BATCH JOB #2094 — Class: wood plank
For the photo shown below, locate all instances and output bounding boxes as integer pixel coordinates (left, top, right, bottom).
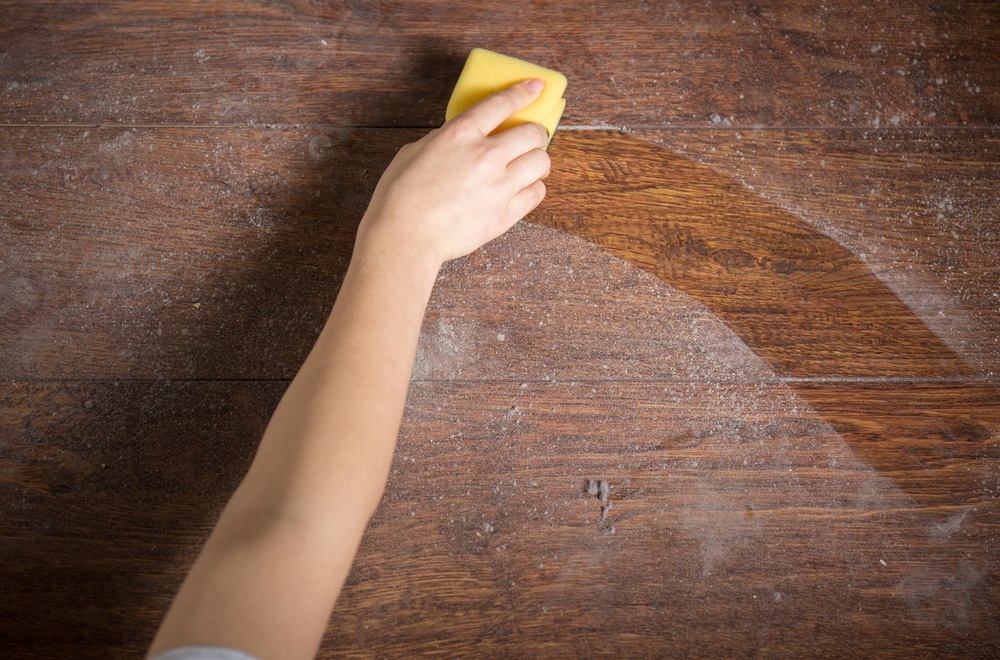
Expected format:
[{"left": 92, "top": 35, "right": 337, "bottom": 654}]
[
  {"left": 3, "top": 2, "right": 999, "bottom": 658},
  {"left": 3, "top": 128, "right": 998, "bottom": 380},
  {"left": 341, "top": 381, "right": 1000, "bottom": 657},
  {"left": 2, "top": 380, "right": 998, "bottom": 657},
  {"left": 1, "top": 1, "right": 997, "bottom": 128}
]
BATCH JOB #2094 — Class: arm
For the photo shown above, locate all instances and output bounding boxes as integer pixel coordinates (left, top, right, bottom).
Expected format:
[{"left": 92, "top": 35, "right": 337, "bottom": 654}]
[{"left": 147, "top": 78, "right": 551, "bottom": 660}]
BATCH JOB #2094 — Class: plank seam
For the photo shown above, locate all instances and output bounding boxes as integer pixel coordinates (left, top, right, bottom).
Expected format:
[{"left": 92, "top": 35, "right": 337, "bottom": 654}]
[
  {"left": 1, "top": 123, "right": 999, "bottom": 132},
  {"left": 4, "top": 377, "right": 998, "bottom": 385}
]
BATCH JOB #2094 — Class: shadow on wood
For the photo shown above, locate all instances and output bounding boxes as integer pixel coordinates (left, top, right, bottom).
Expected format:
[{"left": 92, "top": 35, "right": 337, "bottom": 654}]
[{"left": 0, "top": 34, "right": 482, "bottom": 655}]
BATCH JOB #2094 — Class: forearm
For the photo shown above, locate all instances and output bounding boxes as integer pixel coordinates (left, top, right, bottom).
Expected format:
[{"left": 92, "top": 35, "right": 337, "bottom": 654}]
[
  {"left": 149, "top": 220, "right": 442, "bottom": 660},
  {"left": 248, "top": 220, "right": 441, "bottom": 520}
]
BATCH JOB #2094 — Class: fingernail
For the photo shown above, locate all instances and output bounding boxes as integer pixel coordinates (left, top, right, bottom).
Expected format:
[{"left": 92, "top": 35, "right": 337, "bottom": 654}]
[{"left": 526, "top": 79, "right": 545, "bottom": 94}]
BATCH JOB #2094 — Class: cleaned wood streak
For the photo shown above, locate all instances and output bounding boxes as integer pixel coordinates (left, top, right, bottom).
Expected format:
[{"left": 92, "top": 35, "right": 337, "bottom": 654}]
[
  {"left": 1, "top": 0, "right": 998, "bottom": 658},
  {"left": 536, "top": 131, "right": 977, "bottom": 379}
]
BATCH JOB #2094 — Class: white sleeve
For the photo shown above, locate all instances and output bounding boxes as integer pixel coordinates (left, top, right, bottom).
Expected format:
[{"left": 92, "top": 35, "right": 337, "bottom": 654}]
[{"left": 150, "top": 647, "right": 260, "bottom": 660}]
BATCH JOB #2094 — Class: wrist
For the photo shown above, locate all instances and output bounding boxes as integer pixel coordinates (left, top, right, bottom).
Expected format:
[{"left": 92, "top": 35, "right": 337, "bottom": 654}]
[{"left": 354, "top": 211, "right": 444, "bottom": 283}]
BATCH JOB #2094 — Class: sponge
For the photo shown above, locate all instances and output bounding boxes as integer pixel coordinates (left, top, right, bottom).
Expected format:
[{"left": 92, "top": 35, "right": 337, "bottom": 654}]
[{"left": 445, "top": 48, "right": 567, "bottom": 148}]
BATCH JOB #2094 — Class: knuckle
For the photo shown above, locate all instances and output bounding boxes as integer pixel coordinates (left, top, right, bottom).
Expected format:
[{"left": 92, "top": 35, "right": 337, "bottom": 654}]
[
  {"left": 479, "top": 143, "right": 505, "bottom": 169},
  {"left": 447, "top": 115, "right": 480, "bottom": 141},
  {"left": 498, "top": 87, "right": 526, "bottom": 113},
  {"left": 528, "top": 179, "right": 546, "bottom": 203}
]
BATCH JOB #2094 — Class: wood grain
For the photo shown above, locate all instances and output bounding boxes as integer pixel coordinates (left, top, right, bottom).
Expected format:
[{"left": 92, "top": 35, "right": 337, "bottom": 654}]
[
  {"left": 3, "top": 380, "right": 998, "bottom": 657},
  {"left": 1, "top": 1, "right": 997, "bottom": 128},
  {"left": 791, "top": 382, "right": 1000, "bottom": 506},
  {"left": 341, "top": 381, "right": 1000, "bottom": 657}
]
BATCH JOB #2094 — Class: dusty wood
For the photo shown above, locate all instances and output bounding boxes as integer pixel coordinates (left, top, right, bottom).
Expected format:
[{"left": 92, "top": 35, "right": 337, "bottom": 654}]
[
  {"left": 0, "top": 126, "right": 408, "bottom": 379},
  {"left": 0, "top": 124, "right": 769, "bottom": 381},
  {"left": 338, "top": 381, "right": 1000, "bottom": 657},
  {"left": 2, "top": 380, "right": 997, "bottom": 657},
  {"left": 1, "top": 1, "right": 997, "bottom": 128}
]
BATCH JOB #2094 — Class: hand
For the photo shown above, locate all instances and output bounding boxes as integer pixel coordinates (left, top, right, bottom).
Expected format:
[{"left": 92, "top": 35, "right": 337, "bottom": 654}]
[{"left": 358, "top": 79, "right": 552, "bottom": 265}]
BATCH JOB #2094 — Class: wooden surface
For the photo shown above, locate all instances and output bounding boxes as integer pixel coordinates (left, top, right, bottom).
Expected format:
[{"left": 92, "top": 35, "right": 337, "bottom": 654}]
[
  {"left": 1, "top": 1, "right": 999, "bottom": 657},
  {"left": 2, "top": 1, "right": 998, "bottom": 128}
]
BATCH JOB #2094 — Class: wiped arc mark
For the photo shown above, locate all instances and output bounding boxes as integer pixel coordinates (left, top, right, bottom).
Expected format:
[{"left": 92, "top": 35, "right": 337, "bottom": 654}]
[
  {"left": 534, "top": 132, "right": 972, "bottom": 380},
  {"left": 534, "top": 132, "right": 993, "bottom": 507}
]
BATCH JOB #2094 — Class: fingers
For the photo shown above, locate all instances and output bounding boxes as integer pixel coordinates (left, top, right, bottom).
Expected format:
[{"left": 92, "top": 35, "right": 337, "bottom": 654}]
[
  {"left": 492, "top": 120, "right": 549, "bottom": 160},
  {"left": 505, "top": 146, "right": 551, "bottom": 193},
  {"left": 461, "top": 79, "right": 545, "bottom": 136},
  {"left": 502, "top": 127, "right": 550, "bottom": 223},
  {"left": 507, "top": 179, "right": 547, "bottom": 222}
]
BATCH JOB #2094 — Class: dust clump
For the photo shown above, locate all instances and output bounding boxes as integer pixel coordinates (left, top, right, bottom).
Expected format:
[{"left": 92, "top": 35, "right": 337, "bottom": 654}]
[{"left": 584, "top": 478, "right": 615, "bottom": 534}]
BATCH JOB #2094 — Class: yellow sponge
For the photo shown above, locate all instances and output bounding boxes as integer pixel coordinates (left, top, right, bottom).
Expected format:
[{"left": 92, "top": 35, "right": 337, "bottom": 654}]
[{"left": 445, "top": 48, "right": 567, "bottom": 147}]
